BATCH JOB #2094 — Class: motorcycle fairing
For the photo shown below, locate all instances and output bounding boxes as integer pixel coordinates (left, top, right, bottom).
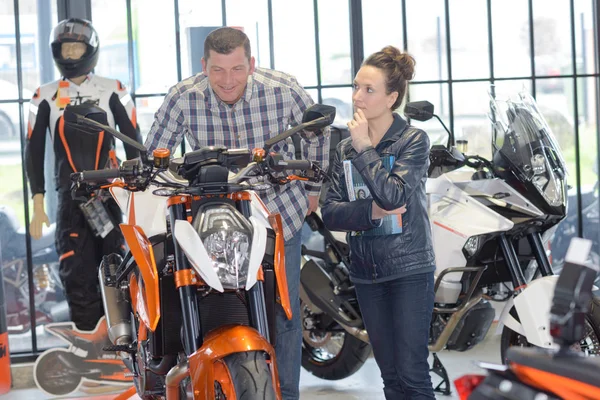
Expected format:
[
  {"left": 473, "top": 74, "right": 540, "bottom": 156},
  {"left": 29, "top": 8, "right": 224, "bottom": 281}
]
[
  {"left": 453, "top": 178, "right": 545, "bottom": 218},
  {"left": 246, "top": 215, "right": 268, "bottom": 290},
  {"left": 427, "top": 175, "right": 514, "bottom": 301},
  {"left": 173, "top": 219, "right": 225, "bottom": 292},
  {"left": 187, "top": 325, "right": 281, "bottom": 400},
  {"left": 250, "top": 191, "right": 292, "bottom": 320},
  {"left": 110, "top": 185, "right": 168, "bottom": 238},
  {"left": 509, "top": 353, "right": 600, "bottom": 399},
  {"left": 500, "top": 275, "right": 560, "bottom": 349},
  {"left": 120, "top": 224, "right": 160, "bottom": 331},
  {"left": 267, "top": 213, "right": 292, "bottom": 320}
]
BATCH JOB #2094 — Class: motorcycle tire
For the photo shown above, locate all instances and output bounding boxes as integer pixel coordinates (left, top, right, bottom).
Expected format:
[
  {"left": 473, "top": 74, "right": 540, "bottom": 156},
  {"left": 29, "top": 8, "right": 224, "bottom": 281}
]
[
  {"left": 33, "top": 350, "right": 82, "bottom": 396},
  {"left": 500, "top": 296, "right": 600, "bottom": 362},
  {"left": 222, "top": 351, "right": 276, "bottom": 400},
  {"left": 301, "top": 331, "right": 371, "bottom": 380}
]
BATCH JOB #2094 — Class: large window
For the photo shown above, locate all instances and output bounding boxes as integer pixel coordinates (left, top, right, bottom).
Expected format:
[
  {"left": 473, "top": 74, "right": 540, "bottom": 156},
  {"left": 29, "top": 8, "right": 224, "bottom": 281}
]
[
  {"left": 1, "top": 0, "right": 61, "bottom": 358},
  {"left": 2, "top": 0, "right": 599, "bottom": 360}
]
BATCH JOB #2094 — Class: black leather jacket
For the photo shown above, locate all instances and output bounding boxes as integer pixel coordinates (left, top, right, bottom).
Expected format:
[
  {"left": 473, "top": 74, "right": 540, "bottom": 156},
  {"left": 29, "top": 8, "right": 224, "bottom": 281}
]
[{"left": 322, "top": 114, "right": 436, "bottom": 283}]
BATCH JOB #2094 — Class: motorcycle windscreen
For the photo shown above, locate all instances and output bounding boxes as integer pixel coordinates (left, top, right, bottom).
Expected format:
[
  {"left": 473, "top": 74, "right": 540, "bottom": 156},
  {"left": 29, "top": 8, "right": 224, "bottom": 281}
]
[
  {"left": 120, "top": 224, "right": 160, "bottom": 331},
  {"left": 491, "top": 91, "right": 567, "bottom": 208}
]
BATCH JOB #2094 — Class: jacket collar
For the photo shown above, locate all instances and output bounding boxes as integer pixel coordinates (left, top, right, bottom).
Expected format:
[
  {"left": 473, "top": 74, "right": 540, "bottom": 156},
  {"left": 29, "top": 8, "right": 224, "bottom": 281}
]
[{"left": 377, "top": 113, "right": 408, "bottom": 147}]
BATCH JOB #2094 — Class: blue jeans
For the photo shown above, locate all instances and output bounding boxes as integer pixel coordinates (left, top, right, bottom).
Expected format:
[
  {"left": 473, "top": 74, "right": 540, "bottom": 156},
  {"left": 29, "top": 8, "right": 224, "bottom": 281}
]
[
  {"left": 275, "top": 231, "right": 302, "bottom": 400},
  {"left": 354, "top": 272, "right": 436, "bottom": 400}
]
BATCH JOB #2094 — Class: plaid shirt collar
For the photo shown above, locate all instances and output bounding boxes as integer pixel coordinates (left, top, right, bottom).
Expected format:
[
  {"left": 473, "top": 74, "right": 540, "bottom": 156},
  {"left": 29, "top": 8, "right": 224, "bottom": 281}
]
[{"left": 205, "top": 74, "right": 255, "bottom": 112}]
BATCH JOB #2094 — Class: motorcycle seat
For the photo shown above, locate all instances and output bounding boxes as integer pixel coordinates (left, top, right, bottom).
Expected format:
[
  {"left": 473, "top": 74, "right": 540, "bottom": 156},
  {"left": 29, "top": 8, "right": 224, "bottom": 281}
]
[{"left": 507, "top": 346, "right": 600, "bottom": 389}]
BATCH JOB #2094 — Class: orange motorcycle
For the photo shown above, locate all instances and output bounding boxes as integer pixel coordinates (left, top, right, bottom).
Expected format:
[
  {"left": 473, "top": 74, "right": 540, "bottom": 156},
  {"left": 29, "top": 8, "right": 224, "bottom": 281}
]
[{"left": 64, "top": 103, "right": 334, "bottom": 399}]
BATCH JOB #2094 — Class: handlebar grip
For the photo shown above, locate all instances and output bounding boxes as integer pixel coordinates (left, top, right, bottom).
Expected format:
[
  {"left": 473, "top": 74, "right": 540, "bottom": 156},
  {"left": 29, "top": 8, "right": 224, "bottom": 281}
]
[
  {"left": 275, "top": 159, "right": 312, "bottom": 170},
  {"left": 78, "top": 168, "right": 122, "bottom": 182}
]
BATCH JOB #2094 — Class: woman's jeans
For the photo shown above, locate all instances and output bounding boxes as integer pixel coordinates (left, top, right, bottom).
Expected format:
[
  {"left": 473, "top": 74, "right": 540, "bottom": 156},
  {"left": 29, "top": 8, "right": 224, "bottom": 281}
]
[{"left": 354, "top": 271, "right": 436, "bottom": 400}]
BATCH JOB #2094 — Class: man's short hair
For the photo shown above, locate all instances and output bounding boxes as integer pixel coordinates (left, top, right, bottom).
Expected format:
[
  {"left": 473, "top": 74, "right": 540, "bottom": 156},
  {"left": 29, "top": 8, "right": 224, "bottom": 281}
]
[{"left": 204, "top": 27, "right": 251, "bottom": 61}]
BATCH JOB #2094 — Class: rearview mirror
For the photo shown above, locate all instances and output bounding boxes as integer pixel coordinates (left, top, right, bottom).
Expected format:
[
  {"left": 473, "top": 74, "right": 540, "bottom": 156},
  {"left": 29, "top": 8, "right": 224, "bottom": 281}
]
[
  {"left": 63, "top": 104, "right": 109, "bottom": 135},
  {"left": 63, "top": 104, "right": 147, "bottom": 156},
  {"left": 405, "top": 101, "right": 434, "bottom": 122},
  {"left": 264, "top": 103, "right": 336, "bottom": 150},
  {"left": 302, "top": 104, "right": 336, "bottom": 131}
]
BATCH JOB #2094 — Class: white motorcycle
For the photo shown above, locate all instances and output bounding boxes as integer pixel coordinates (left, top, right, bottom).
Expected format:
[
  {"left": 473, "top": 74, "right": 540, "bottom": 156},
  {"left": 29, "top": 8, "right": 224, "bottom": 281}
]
[{"left": 299, "top": 91, "right": 600, "bottom": 394}]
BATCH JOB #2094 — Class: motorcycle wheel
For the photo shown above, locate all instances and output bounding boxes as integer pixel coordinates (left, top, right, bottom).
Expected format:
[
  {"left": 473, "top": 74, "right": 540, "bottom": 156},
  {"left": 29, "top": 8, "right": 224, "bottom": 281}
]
[
  {"left": 500, "top": 296, "right": 600, "bottom": 362},
  {"left": 301, "top": 298, "right": 372, "bottom": 380},
  {"left": 34, "top": 350, "right": 82, "bottom": 396},
  {"left": 222, "top": 351, "right": 276, "bottom": 400},
  {"left": 302, "top": 330, "right": 371, "bottom": 380}
]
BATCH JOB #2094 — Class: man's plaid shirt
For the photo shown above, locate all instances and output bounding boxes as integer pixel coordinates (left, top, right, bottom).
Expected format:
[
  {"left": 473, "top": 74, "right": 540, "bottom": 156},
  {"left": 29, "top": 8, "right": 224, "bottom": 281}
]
[{"left": 145, "top": 67, "right": 330, "bottom": 241}]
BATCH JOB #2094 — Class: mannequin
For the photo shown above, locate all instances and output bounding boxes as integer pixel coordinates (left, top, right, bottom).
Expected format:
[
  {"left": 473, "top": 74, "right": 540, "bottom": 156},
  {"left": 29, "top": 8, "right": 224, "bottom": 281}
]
[
  {"left": 25, "top": 18, "right": 142, "bottom": 330},
  {"left": 30, "top": 42, "right": 88, "bottom": 239}
]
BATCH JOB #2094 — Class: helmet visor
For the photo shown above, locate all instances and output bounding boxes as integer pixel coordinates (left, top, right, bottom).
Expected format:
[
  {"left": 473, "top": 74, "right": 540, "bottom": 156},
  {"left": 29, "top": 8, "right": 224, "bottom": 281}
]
[{"left": 51, "top": 19, "right": 99, "bottom": 48}]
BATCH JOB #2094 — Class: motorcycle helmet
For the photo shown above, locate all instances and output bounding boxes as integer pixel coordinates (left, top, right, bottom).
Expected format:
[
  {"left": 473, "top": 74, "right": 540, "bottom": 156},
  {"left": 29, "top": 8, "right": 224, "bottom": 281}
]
[{"left": 50, "top": 18, "right": 99, "bottom": 79}]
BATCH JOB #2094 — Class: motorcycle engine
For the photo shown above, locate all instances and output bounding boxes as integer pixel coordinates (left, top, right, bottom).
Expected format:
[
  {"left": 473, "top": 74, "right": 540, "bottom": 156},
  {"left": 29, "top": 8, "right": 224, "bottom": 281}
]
[{"left": 429, "top": 314, "right": 449, "bottom": 345}]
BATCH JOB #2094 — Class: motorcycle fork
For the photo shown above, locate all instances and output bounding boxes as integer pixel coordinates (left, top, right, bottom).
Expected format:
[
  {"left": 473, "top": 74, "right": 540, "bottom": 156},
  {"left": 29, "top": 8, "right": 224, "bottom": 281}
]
[
  {"left": 237, "top": 200, "right": 271, "bottom": 342},
  {"left": 526, "top": 232, "right": 555, "bottom": 277},
  {"left": 498, "top": 232, "right": 555, "bottom": 292},
  {"left": 498, "top": 234, "right": 528, "bottom": 291},
  {"left": 168, "top": 199, "right": 203, "bottom": 356}
]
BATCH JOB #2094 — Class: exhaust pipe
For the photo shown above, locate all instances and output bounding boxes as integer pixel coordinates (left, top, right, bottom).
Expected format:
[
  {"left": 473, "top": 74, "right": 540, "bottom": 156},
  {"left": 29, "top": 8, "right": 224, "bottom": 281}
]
[
  {"left": 299, "top": 282, "right": 370, "bottom": 343},
  {"left": 166, "top": 360, "right": 189, "bottom": 400},
  {"left": 99, "top": 254, "right": 132, "bottom": 346},
  {"left": 300, "top": 257, "right": 369, "bottom": 343}
]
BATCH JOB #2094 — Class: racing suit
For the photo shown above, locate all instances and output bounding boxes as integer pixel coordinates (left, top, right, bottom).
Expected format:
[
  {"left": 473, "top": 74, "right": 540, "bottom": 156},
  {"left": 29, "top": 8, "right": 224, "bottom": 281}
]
[{"left": 25, "top": 74, "right": 141, "bottom": 330}]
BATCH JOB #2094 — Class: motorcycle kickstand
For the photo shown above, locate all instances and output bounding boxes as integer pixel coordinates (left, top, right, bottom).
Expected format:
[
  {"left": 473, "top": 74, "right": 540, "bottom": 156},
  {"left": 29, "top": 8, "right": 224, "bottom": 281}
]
[{"left": 430, "top": 352, "right": 451, "bottom": 395}]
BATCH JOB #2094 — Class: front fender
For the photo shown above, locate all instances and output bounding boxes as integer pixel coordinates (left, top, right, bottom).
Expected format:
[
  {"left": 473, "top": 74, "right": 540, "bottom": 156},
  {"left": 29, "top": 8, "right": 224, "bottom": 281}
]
[
  {"left": 187, "top": 325, "right": 281, "bottom": 400},
  {"left": 499, "top": 276, "right": 559, "bottom": 349}
]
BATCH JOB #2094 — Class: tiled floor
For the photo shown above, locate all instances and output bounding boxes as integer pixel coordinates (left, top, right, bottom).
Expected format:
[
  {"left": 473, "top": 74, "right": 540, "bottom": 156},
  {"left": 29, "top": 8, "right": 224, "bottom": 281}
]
[{"left": 0, "top": 325, "right": 502, "bottom": 399}]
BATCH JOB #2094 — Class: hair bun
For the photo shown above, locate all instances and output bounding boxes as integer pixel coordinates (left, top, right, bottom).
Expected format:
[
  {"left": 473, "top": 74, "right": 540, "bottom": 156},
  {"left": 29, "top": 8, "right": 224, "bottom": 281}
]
[{"left": 380, "top": 46, "right": 415, "bottom": 81}]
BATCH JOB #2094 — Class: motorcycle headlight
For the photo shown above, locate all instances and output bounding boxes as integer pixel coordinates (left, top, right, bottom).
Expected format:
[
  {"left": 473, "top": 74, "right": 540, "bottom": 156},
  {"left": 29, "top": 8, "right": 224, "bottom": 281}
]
[
  {"left": 195, "top": 205, "right": 252, "bottom": 289},
  {"left": 530, "top": 153, "right": 565, "bottom": 207},
  {"left": 463, "top": 236, "right": 481, "bottom": 257}
]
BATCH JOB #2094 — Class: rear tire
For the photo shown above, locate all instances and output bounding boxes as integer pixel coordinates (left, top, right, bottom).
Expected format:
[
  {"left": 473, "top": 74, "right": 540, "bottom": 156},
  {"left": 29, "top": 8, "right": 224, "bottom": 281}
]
[
  {"left": 302, "top": 330, "right": 371, "bottom": 380},
  {"left": 223, "top": 351, "right": 276, "bottom": 400}
]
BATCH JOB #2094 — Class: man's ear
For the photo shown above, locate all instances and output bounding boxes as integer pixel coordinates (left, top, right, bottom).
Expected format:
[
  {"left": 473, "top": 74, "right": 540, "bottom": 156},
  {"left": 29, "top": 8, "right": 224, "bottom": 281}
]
[
  {"left": 201, "top": 57, "right": 207, "bottom": 74},
  {"left": 249, "top": 56, "right": 256, "bottom": 75}
]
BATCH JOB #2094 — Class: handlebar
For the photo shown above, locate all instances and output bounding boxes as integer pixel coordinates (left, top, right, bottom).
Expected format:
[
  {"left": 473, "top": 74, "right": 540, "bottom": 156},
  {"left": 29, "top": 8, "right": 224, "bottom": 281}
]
[
  {"left": 269, "top": 158, "right": 313, "bottom": 171},
  {"left": 74, "top": 168, "right": 122, "bottom": 182},
  {"left": 71, "top": 149, "right": 325, "bottom": 196}
]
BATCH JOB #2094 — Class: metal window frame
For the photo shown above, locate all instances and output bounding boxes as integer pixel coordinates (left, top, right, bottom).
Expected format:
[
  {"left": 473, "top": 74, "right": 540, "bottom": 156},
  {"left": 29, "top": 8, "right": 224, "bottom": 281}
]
[{"left": 7, "top": 0, "right": 600, "bottom": 362}]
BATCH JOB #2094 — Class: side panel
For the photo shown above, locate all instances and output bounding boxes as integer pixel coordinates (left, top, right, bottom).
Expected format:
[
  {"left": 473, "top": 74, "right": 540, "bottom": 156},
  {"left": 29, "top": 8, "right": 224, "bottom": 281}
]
[
  {"left": 427, "top": 176, "right": 514, "bottom": 278},
  {"left": 120, "top": 224, "right": 161, "bottom": 331},
  {"left": 246, "top": 216, "right": 268, "bottom": 289},
  {"left": 110, "top": 185, "right": 168, "bottom": 238}
]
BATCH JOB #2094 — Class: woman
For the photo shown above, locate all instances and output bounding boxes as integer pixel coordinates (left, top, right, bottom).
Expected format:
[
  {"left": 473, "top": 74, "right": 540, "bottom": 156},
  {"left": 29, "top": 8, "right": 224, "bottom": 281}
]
[{"left": 322, "top": 46, "right": 436, "bottom": 399}]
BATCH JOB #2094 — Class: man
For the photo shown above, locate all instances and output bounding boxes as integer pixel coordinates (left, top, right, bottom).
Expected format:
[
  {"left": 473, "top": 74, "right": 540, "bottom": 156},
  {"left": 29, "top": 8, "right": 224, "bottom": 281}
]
[
  {"left": 26, "top": 18, "right": 141, "bottom": 331},
  {"left": 145, "top": 27, "right": 330, "bottom": 399}
]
